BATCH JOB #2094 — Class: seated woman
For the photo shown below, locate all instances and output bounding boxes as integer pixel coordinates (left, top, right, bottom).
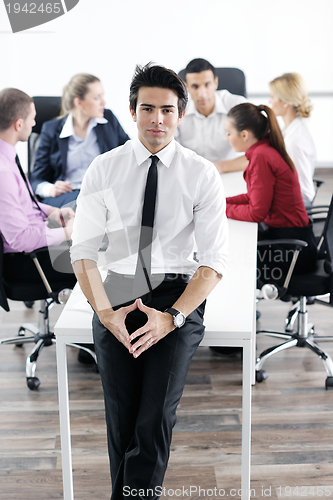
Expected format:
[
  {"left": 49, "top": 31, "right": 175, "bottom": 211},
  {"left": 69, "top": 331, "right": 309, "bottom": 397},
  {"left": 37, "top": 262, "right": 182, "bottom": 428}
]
[
  {"left": 225, "top": 103, "right": 317, "bottom": 288},
  {"left": 269, "top": 73, "right": 316, "bottom": 206},
  {"left": 30, "top": 73, "right": 130, "bottom": 207}
]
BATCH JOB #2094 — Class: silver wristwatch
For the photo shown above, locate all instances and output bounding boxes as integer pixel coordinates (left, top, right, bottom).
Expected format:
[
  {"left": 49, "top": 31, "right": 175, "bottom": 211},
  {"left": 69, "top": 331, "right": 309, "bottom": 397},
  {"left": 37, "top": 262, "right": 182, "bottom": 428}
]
[{"left": 164, "top": 307, "right": 186, "bottom": 328}]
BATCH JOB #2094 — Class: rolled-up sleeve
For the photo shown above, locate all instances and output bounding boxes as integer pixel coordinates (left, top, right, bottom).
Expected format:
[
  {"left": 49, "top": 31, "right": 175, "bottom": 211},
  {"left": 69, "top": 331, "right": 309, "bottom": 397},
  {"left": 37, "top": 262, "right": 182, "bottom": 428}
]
[
  {"left": 70, "top": 158, "right": 107, "bottom": 264},
  {"left": 193, "top": 164, "right": 228, "bottom": 276}
]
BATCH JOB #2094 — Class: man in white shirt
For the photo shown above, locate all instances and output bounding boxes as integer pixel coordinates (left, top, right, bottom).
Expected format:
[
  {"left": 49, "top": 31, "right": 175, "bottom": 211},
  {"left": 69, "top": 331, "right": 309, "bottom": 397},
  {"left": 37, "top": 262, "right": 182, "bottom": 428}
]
[
  {"left": 175, "top": 58, "right": 248, "bottom": 173},
  {"left": 71, "top": 63, "right": 228, "bottom": 499}
]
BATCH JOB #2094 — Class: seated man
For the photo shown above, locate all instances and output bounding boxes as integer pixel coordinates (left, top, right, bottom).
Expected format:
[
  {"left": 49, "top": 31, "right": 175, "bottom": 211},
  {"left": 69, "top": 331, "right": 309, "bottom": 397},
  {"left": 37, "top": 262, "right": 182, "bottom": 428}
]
[
  {"left": 175, "top": 58, "right": 248, "bottom": 173},
  {"left": 0, "top": 88, "right": 76, "bottom": 290}
]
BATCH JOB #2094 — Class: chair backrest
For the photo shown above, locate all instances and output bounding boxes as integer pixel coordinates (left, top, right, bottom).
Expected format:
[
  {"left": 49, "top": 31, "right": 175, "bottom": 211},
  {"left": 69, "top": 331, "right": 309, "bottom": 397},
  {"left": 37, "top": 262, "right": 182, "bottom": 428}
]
[
  {"left": 178, "top": 67, "right": 247, "bottom": 98},
  {"left": 0, "top": 236, "right": 10, "bottom": 312},
  {"left": 319, "top": 195, "right": 333, "bottom": 263},
  {"left": 27, "top": 96, "right": 62, "bottom": 178}
]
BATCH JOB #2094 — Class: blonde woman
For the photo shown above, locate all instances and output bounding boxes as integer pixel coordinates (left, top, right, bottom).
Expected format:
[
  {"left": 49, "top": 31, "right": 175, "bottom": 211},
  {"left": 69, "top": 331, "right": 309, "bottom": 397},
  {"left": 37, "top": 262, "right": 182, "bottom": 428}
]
[
  {"left": 31, "top": 73, "right": 129, "bottom": 207},
  {"left": 269, "top": 73, "right": 316, "bottom": 205}
]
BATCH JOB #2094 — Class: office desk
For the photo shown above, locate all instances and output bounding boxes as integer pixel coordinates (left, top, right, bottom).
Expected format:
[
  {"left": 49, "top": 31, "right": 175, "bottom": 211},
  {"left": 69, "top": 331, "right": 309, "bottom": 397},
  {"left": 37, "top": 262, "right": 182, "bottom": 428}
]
[{"left": 55, "top": 171, "right": 257, "bottom": 500}]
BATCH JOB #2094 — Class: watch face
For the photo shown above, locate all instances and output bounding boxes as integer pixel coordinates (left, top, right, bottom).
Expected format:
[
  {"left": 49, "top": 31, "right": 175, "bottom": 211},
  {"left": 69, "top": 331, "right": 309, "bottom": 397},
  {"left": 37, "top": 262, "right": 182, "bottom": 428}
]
[{"left": 174, "top": 313, "right": 185, "bottom": 328}]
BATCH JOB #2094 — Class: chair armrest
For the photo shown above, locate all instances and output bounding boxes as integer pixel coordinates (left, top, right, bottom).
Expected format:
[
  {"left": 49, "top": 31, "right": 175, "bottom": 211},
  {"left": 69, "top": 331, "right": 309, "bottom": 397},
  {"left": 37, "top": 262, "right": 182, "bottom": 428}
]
[
  {"left": 23, "top": 247, "right": 49, "bottom": 257},
  {"left": 24, "top": 248, "right": 57, "bottom": 300},
  {"left": 258, "top": 238, "right": 308, "bottom": 249},
  {"left": 307, "top": 206, "right": 329, "bottom": 216},
  {"left": 258, "top": 238, "right": 308, "bottom": 299},
  {"left": 313, "top": 178, "right": 325, "bottom": 188}
]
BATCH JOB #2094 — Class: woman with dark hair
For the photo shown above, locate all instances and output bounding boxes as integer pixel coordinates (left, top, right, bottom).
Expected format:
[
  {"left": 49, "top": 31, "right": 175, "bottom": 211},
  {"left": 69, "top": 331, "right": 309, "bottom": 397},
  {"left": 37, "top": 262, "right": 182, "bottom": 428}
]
[
  {"left": 225, "top": 102, "right": 317, "bottom": 285},
  {"left": 30, "top": 73, "right": 129, "bottom": 207}
]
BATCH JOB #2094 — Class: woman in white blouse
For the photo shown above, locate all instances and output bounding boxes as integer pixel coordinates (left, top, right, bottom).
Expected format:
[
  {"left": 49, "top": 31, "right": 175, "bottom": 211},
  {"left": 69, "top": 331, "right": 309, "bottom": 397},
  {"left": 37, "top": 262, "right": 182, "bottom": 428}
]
[{"left": 269, "top": 73, "right": 316, "bottom": 206}]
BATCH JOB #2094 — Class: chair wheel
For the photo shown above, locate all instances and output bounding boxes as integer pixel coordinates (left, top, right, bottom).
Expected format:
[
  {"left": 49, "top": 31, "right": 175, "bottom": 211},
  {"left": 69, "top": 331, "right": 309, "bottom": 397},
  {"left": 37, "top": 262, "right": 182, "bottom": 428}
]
[
  {"left": 16, "top": 329, "right": 26, "bottom": 348},
  {"left": 256, "top": 370, "right": 268, "bottom": 383},
  {"left": 27, "top": 377, "right": 40, "bottom": 390},
  {"left": 325, "top": 377, "right": 333, "bottom": 390}
]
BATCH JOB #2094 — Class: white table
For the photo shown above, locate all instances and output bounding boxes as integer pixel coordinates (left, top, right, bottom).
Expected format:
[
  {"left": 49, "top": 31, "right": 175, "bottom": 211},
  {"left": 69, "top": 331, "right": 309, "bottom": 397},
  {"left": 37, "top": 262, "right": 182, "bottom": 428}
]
[{"left": 55, "top": 172, "right": 257, "bottom": 500}]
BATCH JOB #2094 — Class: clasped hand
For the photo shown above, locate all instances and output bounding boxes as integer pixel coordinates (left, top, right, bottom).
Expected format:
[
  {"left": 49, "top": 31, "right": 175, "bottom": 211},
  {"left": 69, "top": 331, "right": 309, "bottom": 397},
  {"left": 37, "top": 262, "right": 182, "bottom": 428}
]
[{"left": 98, "top": 298, "right": 175, "bottom": 358}]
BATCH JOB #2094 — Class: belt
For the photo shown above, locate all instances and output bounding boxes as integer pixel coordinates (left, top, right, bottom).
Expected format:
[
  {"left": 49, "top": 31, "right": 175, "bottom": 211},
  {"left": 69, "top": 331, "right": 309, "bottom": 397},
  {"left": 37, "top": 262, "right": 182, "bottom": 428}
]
[{"left": 107, "top": 271, "right": 191, "bottom": 283}]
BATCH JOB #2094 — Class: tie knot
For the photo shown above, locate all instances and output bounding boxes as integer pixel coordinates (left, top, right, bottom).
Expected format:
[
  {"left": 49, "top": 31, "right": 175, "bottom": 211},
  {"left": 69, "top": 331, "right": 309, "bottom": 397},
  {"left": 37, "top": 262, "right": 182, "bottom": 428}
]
[{"left": 150, "top": 155, "right": 159, "bottom": 167}]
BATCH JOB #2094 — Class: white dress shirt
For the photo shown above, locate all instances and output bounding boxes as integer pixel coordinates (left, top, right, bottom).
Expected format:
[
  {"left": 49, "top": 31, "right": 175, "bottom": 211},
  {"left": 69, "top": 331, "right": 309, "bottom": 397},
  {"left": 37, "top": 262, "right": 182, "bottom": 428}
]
[
  {"left": 71, "top": 138, "right": 228, "bottom": 278},
  {"left": 175, "top": 89, "right": 246, "bottom": 162},
  {"left": 36, "top": 114, "right": 108, "bottom": 198},
  {"left": 283, "top": 117, "right": 316, "bottom": 204}
]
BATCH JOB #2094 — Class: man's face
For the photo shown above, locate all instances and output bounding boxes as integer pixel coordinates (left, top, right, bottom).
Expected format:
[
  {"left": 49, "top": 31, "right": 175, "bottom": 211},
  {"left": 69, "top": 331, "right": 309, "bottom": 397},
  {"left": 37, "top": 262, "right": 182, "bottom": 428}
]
[
  {"left": 130, "top": 86, "right": 183, "bottom": 154},
  {"left": 18, "top": 102, "right": 36, "bottom": 142},
  {"left": 185, "top": 70, "right": 218, "bottom": 117}
]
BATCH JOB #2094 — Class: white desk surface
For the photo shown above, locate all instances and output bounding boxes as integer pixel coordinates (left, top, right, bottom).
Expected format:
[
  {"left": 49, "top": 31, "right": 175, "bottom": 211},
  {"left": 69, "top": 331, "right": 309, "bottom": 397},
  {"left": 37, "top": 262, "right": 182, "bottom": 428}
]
[
  {"left": 55, "top": 170, "right": 253, "bottom": 341},
  {"left": 55, "top": 170, "right": 257, "bottom": 500},
  {"left": 55, "top": 217, "right": 256, "bottom": 342}
]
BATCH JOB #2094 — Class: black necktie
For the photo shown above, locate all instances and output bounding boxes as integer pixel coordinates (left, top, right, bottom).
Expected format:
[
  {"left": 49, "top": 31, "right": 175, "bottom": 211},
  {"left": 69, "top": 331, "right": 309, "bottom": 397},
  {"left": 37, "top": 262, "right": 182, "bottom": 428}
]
[
  {"left": 133, "top": 155, "right": 159, "bottom": 298},
  {"left": 15, "top": 155, "right": 46, "bottom": 216}
]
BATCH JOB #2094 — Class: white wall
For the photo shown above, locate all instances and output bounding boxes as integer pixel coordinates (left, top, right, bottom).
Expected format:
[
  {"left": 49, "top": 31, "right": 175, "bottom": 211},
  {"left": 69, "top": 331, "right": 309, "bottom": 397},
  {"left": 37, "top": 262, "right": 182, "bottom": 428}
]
[{"left": 1, "top": 0, "right": 333, "bottom": 165}]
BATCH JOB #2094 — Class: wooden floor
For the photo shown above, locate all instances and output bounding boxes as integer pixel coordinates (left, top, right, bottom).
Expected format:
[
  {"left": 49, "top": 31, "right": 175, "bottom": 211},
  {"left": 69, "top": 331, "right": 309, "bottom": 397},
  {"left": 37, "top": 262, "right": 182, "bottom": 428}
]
[{"left": 1, "top": 169, "right": 333, "bottom": 500}]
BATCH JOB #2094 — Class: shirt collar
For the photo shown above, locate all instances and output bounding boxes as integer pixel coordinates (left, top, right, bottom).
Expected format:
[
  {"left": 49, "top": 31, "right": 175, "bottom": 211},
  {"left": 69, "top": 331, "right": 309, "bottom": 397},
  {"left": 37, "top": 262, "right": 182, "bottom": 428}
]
[
  {"left": 185, "top": 90, "right": 229, "bottom": 118},
  {"left": 282, "top": 116, "right": 301, "bottom": 136},
  {"left": 245, "top": 138, "right": 270, "bottom": 160},
  {"left": 0, "top": 138, "right": 17, "bottom": 164},
  {"left": 59, "top": 113, "right": 108, "bottom": 139},
  {"left": 133, "top": 137, "right": 176, "bottom": 168}
]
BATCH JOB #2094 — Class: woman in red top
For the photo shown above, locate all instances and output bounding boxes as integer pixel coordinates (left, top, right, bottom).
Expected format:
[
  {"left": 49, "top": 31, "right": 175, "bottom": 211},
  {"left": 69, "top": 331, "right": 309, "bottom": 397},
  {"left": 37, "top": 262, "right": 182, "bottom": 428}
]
[{"left": 225, "top": 102, "right": 317, "bottom": 285}]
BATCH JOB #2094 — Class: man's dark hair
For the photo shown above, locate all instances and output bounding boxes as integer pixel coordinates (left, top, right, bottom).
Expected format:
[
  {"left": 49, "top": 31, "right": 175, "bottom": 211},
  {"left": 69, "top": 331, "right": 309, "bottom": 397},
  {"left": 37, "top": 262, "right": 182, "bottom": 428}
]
[
  {"left": 184, "top": 58, "right": 216, "bottom": 77},
  {"left": 0, "top": 88, "right": 33, "bottom": 132},
  {"left": 129, "top": 63, "right": 188, "bottom": 118}
]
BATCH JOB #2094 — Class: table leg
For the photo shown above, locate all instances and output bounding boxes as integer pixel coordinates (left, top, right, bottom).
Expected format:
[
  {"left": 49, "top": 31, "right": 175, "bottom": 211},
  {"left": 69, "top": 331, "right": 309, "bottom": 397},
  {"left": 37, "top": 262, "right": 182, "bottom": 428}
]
[
  {"left": 241, "top": 340, "right": 252, "bottom": 500},
  {"left": 56, "top": 338, "right": 74, "bottom": 500}
]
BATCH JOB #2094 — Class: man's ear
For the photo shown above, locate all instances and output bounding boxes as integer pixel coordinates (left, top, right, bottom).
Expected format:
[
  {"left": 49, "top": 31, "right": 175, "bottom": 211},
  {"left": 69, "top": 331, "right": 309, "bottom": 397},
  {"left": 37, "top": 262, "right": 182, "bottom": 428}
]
[
  {"left": 177, "top": 109, "right": 186, "bottom": 125},
  {"left": 13, "top": 118, "right": 23, "bottom": 132},
  {"left": 214, "top": 76, "right": 219, "bottom": 90},
  {"left": 129, "top": 105, "right": 136, "bottom": 122}
]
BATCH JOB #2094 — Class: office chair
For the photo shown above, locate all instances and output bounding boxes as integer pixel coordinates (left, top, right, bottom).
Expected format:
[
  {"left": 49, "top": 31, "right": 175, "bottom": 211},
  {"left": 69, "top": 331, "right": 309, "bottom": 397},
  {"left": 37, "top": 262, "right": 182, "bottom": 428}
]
[
  {"left": 313, "top": 178, "right": 325, "bottom": 201},
  {"left": 255, "top": 195, "right": 333, "bottom": 389},
  {"left": 27, "top": 96, "right": 62, "bottom": 178},
  {"left": 178, "top": 67, "right": 247, "bottom": 98},
  {"left": 0, "top": 237, "right": 96, "bottom": 390}
]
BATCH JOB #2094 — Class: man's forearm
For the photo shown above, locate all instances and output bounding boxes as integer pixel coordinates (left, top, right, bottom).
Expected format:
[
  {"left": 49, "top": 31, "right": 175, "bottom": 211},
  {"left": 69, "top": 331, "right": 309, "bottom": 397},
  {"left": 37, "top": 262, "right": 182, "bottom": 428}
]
[
  {"left": 214, "top": 155, "right": 248, "bottom": 174},
  {"left": 172, "top": 266, "right": 221, "bottom": 317},
  {"left": 72, "top": 259, "right": 112, "bottom": 315}
]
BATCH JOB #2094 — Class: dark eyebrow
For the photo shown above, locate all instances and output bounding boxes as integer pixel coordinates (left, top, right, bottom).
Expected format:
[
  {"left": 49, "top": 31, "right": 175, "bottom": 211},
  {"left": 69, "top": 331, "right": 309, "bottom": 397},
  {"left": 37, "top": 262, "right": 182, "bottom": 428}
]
[{"left": 139, "top": 103, "right": 176, "bottom": 109}]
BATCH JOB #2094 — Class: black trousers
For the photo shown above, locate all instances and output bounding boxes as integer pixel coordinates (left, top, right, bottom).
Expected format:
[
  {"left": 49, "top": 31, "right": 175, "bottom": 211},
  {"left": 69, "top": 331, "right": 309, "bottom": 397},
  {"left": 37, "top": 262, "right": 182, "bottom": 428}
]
[
  {"left": 93, "top": 274, "right": 205, "bottom": 500},
  {"left": 3, "top": 244, "right": 76, "bottom": 287}
]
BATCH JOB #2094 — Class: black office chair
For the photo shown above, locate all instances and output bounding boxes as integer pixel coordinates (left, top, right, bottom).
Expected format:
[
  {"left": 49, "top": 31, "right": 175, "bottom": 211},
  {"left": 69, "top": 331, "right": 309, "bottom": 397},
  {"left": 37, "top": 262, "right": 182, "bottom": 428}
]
[
  {"left": 313, "top": 178, "right": 325, "bottom": 201},
  {"left": 0, "top": 237, "right": 96, "bottom": 390},
  {"left": 256, "top": 195, "right": 333, "bottom": 389},
  {"left": 28, "top": 96, "right": 62, "bottom": 178},
  {"left": 178, "top": 67, "right": 247, "bottom": 98}
]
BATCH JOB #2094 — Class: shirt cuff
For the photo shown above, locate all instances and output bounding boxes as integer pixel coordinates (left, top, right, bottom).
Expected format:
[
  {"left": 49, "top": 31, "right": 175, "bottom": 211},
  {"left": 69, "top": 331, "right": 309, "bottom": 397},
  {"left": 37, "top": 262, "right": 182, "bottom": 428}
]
[
  {"left": 45, "top": 227, "right": 66, "bottom": 247},
  {"left": 36, "top": 181, "right": 53, "bottom": 198}
]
